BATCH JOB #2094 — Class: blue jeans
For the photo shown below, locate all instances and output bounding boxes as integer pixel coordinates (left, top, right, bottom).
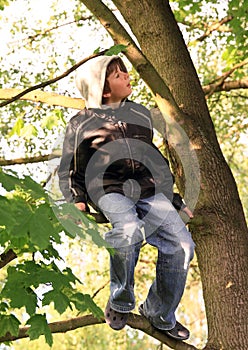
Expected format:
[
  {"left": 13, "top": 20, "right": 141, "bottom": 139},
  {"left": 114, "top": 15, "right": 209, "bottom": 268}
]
[{"left": 98, "top": 192, "right": 195, "bottom": 330}]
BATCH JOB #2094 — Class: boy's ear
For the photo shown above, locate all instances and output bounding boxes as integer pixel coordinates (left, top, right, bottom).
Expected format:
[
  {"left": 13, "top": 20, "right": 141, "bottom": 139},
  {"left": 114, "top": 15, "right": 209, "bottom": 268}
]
[{"left": 103, "top": 92, "right": 111, "bottom": 98}]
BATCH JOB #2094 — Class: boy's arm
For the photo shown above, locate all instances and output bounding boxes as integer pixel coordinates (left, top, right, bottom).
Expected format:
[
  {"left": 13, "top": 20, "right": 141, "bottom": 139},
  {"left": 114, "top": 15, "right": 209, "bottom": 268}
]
[
  {"left": 172, "top": 193, "right": 194, "bottom": 218},
  {"left": 58, "top": 121, "right": 88, "bottom": 208},
  {"left": 57, "top": 123, "right": 75, "bottom": 203},
  {"left": 144, "top": 108, "right": 193, "bottom": 219}
]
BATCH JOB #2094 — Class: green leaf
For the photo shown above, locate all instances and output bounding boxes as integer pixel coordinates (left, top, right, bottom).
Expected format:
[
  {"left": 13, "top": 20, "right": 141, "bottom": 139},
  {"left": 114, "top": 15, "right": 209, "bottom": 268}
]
[
  {"left": 0, "top": 195, "right": 33, "bottom": 249},
  {"left": 55, "top": 203, "right": 109, "bottom": 248},
  {"left": 0, "top": 195, "right": 16, "bottom": 230},
  {"left": 40, "top": 243, "right": 61, "bottom": 261},
  {"left": 42, "top": 290, "right": 71, "bottom": 314},
  {"left": 0, "top": 314, "right": 21, "bottom": 337},
  {"left": 41, "top": 111, "right": 60, "bottom": 130},
  {"left": 20, "top": 124, "right": 38, "bottom": 139},
  {"left": 0, "top": 169, "right": 22, "bottom": 191},
  {"left": 26, "top": 314, "right": 53, "bottom": 347},
  {"left": 2, "top": 265, "right": 38, "bottom": 315},
  {"left": 2, "top": 260, "right": 84, "bottom": 318},
  {"left": 54, "top": 203, "right": 87, "bottom": 239},
  {"left": 29, "top": 204, "right": 56, "bottom": 250},
  {"left": 105, "top": 44, "right": 128, "bottom": 56},
  {"left": 8, "top": 117, "right": 24, "bottom": 137},
  {"left": 8, "top": 286, "right": 37, "bottom": 316},
  {"left": 93, "top": 47, "right": 101, "bottom": 54},
  {"left": 83, "top": 294, "right": 103, "bottom": 319},
  {"left": 20, "top": 174, "right": 48, "bottom": 199},
  {"left": 71, "top": 293, "right": 103, "bottom": 319},
  {"left": 87, "top": 228, "right": 107, "bottom": 247},
  {"left": 0, "top": 170, "right": 62, "bottom": 251},
  {"left": 0, "top": 169, "right": 47, "bottom": 198},
  {"left": 63, "top": 267, "right": 82, "bottom": 285}
]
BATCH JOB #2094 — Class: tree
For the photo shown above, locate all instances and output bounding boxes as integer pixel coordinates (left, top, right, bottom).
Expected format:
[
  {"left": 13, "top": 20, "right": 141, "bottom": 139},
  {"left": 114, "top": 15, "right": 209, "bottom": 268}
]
[
  {"left": 77, "top": 2, "right": 248, "bottom": 349},
  {"left": 0, "top": 0, "right": 247, "bottom": 349}
]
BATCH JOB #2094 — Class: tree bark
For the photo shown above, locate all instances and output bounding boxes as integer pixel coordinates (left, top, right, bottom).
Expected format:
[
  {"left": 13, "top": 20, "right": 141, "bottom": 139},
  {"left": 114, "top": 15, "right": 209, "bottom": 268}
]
[{"left": 82, "top": 1, "right": 248, "bottom": 349}]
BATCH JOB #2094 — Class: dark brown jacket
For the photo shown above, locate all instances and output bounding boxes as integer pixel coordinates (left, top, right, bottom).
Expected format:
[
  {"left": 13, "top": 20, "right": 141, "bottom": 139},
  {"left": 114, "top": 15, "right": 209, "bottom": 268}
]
[{"left": 58, "top": 100, "right": 174, "bottom": 209}]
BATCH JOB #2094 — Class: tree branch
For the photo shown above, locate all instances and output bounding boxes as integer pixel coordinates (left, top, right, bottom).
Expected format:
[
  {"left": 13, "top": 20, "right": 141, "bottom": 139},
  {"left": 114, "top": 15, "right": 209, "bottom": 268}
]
[
  {"left": 0, "top": 249, "right": 17, "bottom": 269},
  {"left": 0, "top": 50, "right": 107, "bottom": 108},
  {"left": 1, "top": 75, "right": 247, "bottom": 168},
  {"left": 91, "top": 280, "right": 110, "bottom": 299},
  {"left": 205, "top": 59, "right": 248, "bottom": 98},
  {"left": 0, "top": 151, "right": 61, "bottom": 166},
  {"left": 0, "top": 313, "right": 199, "bottom": 350},
  {"left": 0, "top": 88, "right": 84, "bottom": 109},
  {"left": 1, "top": 73, "right": 246, "bottom": 117},
  {"left": 26, "top": 15, "right": 93, "bottom": 43},
  {"left": 193, "top": 15, "right": 233, "bottom": 43},
  {"left": 203, "top": 77, "right": 248, "bottom": 95},
  {"left": 8, "top": 15, "right": 93, "bottom": 46}
]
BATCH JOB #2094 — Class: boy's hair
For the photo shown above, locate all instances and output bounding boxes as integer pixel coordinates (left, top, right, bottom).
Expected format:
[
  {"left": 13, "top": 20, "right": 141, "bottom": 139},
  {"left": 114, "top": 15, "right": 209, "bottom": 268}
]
[{"left": 102, "top": 57, "right": 127, "bottom": 104}]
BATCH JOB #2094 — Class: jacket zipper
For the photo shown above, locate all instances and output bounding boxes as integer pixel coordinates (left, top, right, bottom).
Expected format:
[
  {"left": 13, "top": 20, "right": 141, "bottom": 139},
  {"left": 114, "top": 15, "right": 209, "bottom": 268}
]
[{"left": 117, "top": 120, "right": 135, "bottom": 174}]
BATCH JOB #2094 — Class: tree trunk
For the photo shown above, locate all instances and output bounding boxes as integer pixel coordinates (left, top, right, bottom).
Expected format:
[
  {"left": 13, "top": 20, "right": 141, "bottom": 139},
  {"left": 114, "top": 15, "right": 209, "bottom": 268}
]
[{"left": 110, "top": 1, "right": 248, "bottom": 349}]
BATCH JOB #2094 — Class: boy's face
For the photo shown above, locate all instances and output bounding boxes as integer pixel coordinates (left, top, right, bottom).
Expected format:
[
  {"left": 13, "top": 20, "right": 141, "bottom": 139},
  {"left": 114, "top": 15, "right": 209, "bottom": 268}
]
[{"left": 103, "top": 66, "right": 132, "bottom": 105}]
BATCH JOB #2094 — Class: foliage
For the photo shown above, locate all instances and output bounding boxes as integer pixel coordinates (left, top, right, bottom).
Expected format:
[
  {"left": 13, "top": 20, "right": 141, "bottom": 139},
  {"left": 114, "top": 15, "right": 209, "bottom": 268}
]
[
  {"left": 7, "top": 237, "right": 206, "bottom": 350},
  {"left": 171, "top": 0, "right": 248, "bottom": 219},
  {"left": 0, "top": 169, "right": 104, "bottom": 346},
  {"left": 0, "top": 0, "right": 9, "bottom": 10}
]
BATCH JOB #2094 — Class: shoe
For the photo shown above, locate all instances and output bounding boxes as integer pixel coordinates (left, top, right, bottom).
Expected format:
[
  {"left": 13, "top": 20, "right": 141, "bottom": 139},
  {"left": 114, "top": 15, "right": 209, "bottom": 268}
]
[
  {"left": 104, "top": 299, "right": 129, "bottom": 331},
  {"left": 139, "top": 304, "right": 189, "bottom": 340}
]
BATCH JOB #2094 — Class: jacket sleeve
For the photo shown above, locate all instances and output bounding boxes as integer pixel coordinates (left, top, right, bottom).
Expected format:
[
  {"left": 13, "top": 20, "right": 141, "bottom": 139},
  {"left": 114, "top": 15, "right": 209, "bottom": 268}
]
[
  {"left": 58, "top": 120, "right": 88, "bottom": 204},
  {"left": 172, "top": 192, "right": 187, "bottom": 210}
]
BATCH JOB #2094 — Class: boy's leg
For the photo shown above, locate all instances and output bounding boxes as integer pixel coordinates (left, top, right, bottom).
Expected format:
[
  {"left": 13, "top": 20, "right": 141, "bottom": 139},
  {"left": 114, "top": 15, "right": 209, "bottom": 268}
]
[
  {"left": 98, "top": 193, "right": 144, "bottom": 313},
  {"left": 137, "top": 193, "right": 195, "bottom": 334}
]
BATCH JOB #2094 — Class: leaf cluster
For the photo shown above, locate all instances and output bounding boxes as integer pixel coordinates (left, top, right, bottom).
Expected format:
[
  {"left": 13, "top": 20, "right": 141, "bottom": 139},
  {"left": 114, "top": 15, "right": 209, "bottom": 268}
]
[
  {"left": 0, "top": 169, "right": 105, "bottom": 346},
  {"left": 173, "top": 0, "right": 247, "bottom": 71},
  {"left": 0, "top": 0, "right": 9, "bottom": 11}
]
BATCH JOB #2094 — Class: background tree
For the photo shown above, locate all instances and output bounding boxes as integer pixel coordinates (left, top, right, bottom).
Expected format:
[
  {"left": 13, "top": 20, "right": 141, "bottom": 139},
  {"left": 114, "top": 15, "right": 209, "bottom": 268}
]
[{"left": 0, "top": 0, "right": 247, "bottom": 349}]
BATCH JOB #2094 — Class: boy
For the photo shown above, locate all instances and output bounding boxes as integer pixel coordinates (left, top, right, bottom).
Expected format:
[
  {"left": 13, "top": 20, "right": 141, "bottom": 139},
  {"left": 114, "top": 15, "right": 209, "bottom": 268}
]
[{"left": 58, "top": 55, "right": 195, "bottom": 340}]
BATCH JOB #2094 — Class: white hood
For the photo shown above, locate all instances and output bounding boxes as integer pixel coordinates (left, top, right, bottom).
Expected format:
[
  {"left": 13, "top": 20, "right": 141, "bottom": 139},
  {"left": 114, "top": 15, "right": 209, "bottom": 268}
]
[{"left": 75, "top": 55, "right": 119, "bottom": 109}]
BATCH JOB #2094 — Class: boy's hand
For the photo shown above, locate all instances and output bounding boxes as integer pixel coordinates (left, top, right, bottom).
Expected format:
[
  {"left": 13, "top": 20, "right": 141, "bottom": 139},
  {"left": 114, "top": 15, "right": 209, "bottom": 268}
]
[
  {"left": 182, "top": 206, "right": 194, "bottom": 219},
  {"left": 172, "top": 193, "right": 194, "bottom": 219},
  {"left": 75, "top": 202, "right": 87, "bottom": 212}
]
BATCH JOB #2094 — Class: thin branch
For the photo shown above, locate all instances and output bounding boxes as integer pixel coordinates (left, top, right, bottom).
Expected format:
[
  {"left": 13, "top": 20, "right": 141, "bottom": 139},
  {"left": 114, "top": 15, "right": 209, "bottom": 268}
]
[
  {"left": 195, "top": 15, "right": 233, "bottom": 42},
  {"left": 91, "top": 280, "right": 110, "bottom": 299},
  {"left": 209, "top": 59, "right": 248, "bottom": 85},
  {"left": 0, "top": 151, "right": 61, "bottom": 166},
  {"left": 27, "top": 15, "right": 93, "bottom": 43},
  {"left": 0, "top": 50, "right": 107, "bottom": 108},
  {"left": 0, "top": 313, "right": 199, "bottom": 349},
  {"left": 9, "top": 15, "right": 93, "bottom": 46},
  {"left": 205, "top": 60, "right": 248, "bottom": 98},
  {"left": 203, "top": 77, "right": 248, "bottom": 95},
  {"left": 0, "top": 249, "right": 17, "bottom": 269}
]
